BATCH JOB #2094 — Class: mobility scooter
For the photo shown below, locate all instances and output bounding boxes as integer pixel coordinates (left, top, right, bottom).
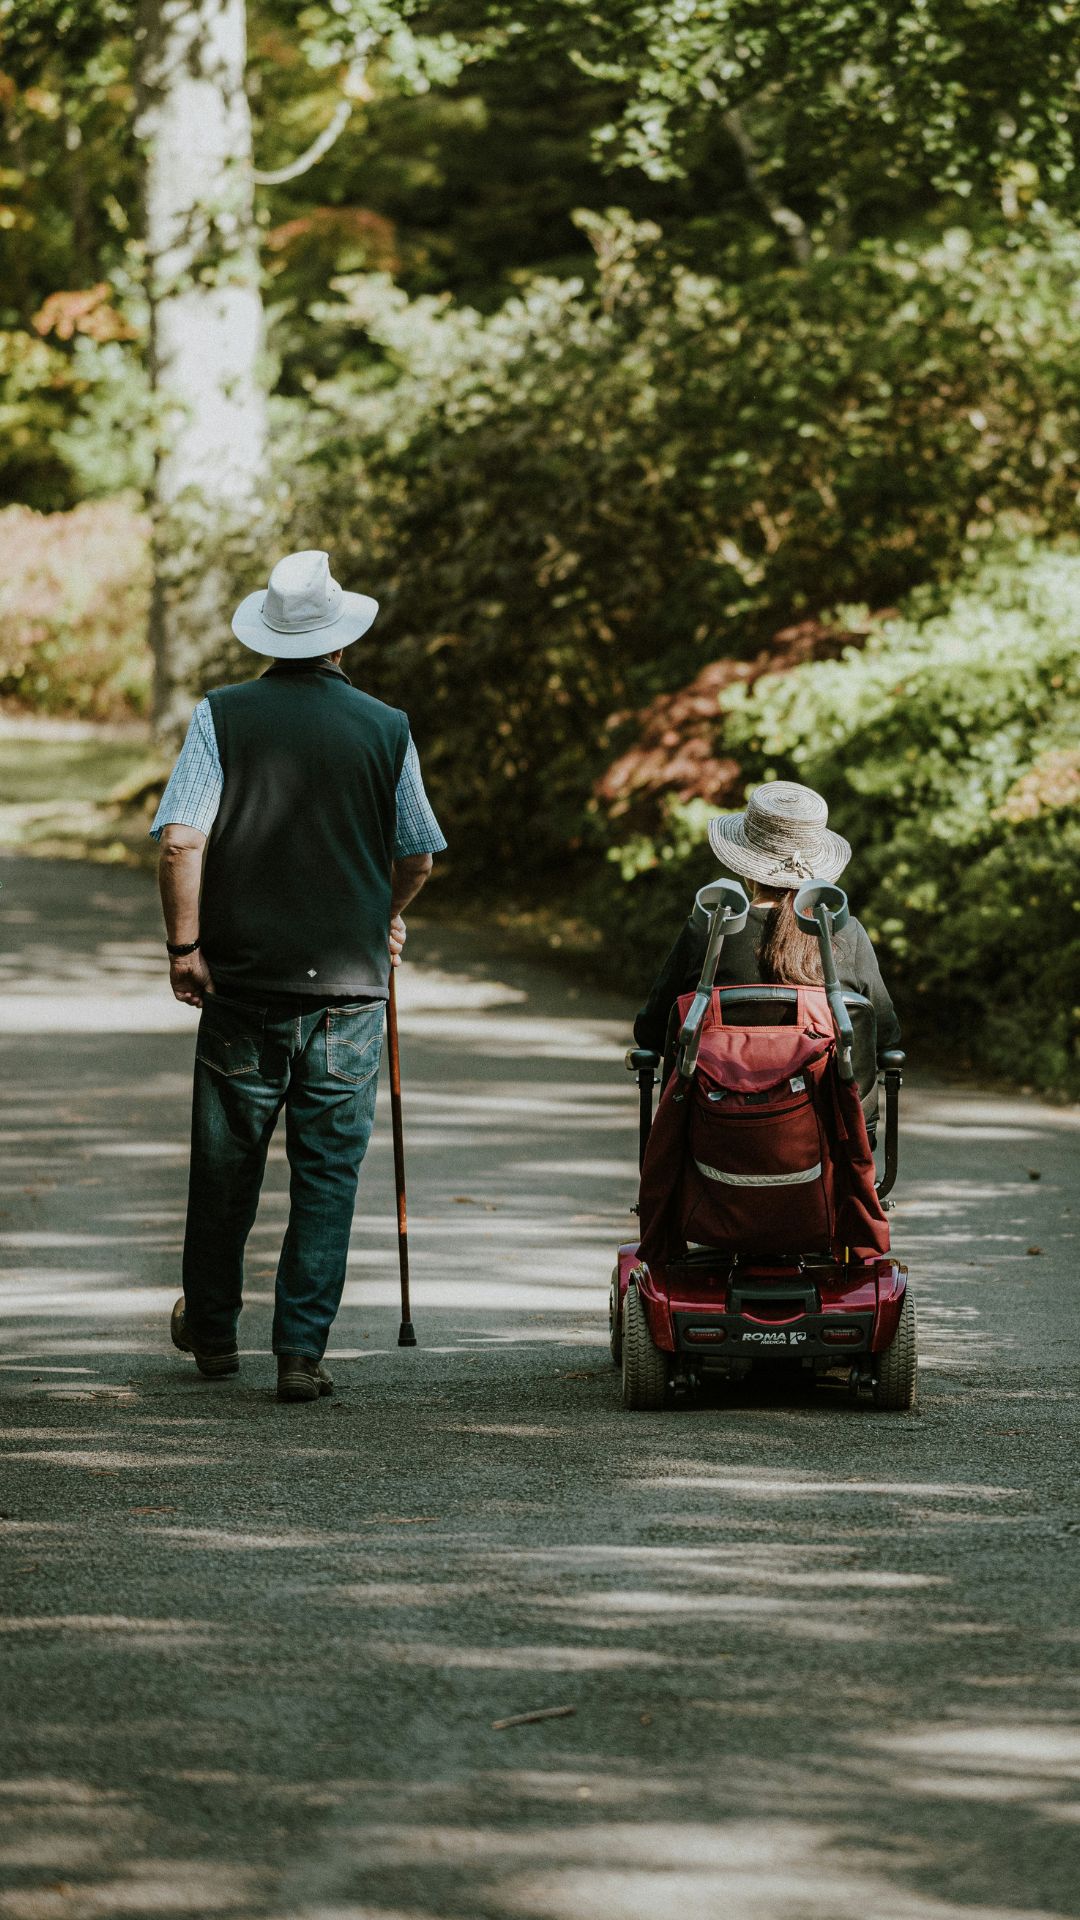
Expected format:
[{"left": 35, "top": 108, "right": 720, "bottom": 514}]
[{"left": 611, "top": 878, "right": 914, "bottom": 1411}]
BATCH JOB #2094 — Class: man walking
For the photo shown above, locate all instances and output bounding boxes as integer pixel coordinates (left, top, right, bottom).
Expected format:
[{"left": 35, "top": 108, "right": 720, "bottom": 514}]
[{"left": 152, "top": 550, "right": 446, "bottom": 1402}]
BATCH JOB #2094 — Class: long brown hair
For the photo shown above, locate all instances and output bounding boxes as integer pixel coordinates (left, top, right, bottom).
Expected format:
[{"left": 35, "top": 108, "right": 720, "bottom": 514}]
[{"left": 757, "top": 889, "right": 828, "bottom": 986}]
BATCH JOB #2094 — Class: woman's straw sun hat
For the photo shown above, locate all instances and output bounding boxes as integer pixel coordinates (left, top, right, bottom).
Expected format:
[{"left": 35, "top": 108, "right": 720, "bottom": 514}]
[{"left": 708, "top": 780, "right": 850, "bottom": 887}]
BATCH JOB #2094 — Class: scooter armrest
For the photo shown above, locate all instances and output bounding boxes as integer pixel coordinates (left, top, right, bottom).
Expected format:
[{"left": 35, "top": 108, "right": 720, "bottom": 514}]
[
  {"left": 625, "top": 1048, "right": 661, "bottom": 1074},
  {"left": 876, "top": 1054, "right": 903, "bottom": 1200}
]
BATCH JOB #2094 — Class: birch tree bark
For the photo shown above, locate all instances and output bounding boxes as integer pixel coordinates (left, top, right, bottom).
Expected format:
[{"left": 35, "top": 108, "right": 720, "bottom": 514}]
[{"left": 135, "top": 0, "right": 267, "bottom": 737}]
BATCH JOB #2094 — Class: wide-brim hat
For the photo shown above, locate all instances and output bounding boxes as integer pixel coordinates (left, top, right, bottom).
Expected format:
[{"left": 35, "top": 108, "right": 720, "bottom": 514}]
[
  {"left": 232, "top": 548, "right": 378, "bottom": 658},
  {"left": 708, "top": 780, "right": 850, "bottom": 886}
]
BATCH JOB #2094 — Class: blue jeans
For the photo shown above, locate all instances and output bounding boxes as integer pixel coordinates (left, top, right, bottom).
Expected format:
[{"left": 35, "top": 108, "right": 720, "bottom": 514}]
[{"left": 181, "top": 992, "right": 384, "bottom": 1359}]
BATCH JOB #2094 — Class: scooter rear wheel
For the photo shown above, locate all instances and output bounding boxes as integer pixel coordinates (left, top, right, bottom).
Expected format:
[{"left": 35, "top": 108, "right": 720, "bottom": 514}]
[
  {"left": 872, "top": 1284, "right": 917, "bottom": 1411},
  {"left": 621, "top": 1280, "right": 670, "bottom": 1411},
  {"left": 608, "top": 1268, "right": 622, "bottom": 1368}
]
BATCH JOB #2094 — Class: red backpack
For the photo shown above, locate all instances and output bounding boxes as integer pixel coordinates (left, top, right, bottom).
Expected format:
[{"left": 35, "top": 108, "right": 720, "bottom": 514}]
[{"left": 638, "top": 986, "right": 889, "bottom": 1266}]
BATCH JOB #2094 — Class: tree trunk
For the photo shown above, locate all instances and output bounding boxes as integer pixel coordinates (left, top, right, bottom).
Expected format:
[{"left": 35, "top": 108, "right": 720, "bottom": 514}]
[
  {"left": 135, "top": 0, "right": 268, "bottom": 738},
  {"left": 723, "top": 109, "right": 813, "bottom": 269}
]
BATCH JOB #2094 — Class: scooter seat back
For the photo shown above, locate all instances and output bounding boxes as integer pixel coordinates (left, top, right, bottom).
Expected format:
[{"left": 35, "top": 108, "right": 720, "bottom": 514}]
[
  {"left": 639, "top": 989, "right": 891, "bottom": 1270},
  {"left": 683, "top": 1011, "right": 835, "bottom": 1255},
  {"left": 711, "top": 984, "right": 877, "bottom": 1095}
]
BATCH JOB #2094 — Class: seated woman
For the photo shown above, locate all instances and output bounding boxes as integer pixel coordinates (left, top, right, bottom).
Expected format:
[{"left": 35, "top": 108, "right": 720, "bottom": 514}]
[{"left": 635, "top": 779, "right": 901, "bottom": 1063}]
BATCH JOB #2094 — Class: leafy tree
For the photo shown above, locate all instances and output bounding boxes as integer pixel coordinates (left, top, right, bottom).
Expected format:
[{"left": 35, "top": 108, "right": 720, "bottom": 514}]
[
  {"left": 510, "top": 0, "right": 1080, "bottom": 251},
  {"left": 0, "top": 0, "right": 137, "bottom": 318},
  {"left": 0, "top": 0, "right": 488, "bottom": 723},
  {"left": 292, "top": 211, "right": 1080, "bottom": 871}
]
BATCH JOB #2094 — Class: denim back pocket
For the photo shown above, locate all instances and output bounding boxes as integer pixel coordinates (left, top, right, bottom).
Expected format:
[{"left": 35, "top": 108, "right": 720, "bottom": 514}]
[
  {"left": 195, "top": 995, "right": 265, "bottom": 1079},
  {"left": 325, "top": 1002, "right": 385, "bottom": 1085}
]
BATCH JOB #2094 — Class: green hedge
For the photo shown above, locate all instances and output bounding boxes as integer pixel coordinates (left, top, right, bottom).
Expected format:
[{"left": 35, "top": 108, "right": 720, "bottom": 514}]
[{"left": 606, "top": 545, "right": 1080, "bottom": 1093}]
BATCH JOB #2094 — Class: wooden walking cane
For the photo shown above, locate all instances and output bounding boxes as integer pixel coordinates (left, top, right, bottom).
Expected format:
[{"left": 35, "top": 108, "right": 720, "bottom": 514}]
[{"left": 387, "top": 966, "right": 417, "bottom": 1347}]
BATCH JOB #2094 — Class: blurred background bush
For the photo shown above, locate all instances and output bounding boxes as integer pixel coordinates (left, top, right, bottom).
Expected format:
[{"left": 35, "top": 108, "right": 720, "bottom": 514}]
[{"left": 0, "top": 498, "right": 149, "bottom": 718}]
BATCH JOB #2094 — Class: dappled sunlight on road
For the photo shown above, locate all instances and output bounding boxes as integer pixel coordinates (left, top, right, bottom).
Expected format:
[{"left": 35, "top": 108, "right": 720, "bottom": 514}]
[
  {"left": 865, "top": 1722, "right": 1080, "bottom": 1814},
  {"left": 322, "top": 1815, "right": 1070, "bottom": 1920},
  {"left": 644, "top": 1468, "right": 1011, "bottom": 1499}
]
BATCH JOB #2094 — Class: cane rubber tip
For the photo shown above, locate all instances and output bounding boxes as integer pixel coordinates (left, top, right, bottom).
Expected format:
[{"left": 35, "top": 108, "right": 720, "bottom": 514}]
[{"left": 398, "top": 1322, "right": 417, "bottom": 1348}]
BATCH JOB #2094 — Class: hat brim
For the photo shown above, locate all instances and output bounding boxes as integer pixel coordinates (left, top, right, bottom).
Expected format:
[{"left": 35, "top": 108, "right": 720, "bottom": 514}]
[
  {"left": 707, "top": 812, "right": 851, "bottom": 886},
  {"left": 231, "top": 589, "right": 379, "bottom": 658}
]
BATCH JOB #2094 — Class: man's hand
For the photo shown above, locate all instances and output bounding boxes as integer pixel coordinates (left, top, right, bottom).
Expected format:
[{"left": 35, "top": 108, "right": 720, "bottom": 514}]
[
  {"left": 389, "top": 855, "right": 432, "bottom": 971},
  {"left": 170, "top": 950, "right": 215, "bottom": 1008}
]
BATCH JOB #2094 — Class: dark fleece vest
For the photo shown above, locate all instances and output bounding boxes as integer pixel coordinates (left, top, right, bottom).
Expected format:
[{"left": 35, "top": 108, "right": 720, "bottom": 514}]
[{"left": 200, "top": 661, "right": 409, "bottom": 998}]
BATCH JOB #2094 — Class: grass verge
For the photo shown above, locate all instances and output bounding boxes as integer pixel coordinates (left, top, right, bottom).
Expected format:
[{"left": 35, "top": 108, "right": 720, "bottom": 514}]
[{"left": 0, "top": 730, "right": 165, "bottom": 867}]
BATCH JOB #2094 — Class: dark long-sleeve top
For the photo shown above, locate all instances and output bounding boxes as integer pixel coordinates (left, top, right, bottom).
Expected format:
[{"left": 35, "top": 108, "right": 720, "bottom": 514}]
[{"left": 634, "top": 901, "right": 902, "bottom": 1060}]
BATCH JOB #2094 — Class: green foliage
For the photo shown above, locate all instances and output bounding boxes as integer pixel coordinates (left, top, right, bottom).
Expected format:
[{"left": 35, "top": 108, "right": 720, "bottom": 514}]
[
  {"left": 0, "top": 324, "right": 152, "bottom": 509},
  {"left": 0, "top": 498, "right": 150, "bottom": 718},
  {"left": 0, "top": 331, "right": 77, "bottom": 508},
  {"left": 613, "top": 545, "right": 1080, "bottom": 1094},
  {"left": 0, "top": 0, "right": 147, "bottom": 512},
  {"left": 540, "top": 0, "right": 1080, "bottom": 213},
  {"left": 296, "top": 212, "right": 1080, "bottom": 873},
  {"left": 289, "top": 0, "right": 469, "bottom": 91},
  {"left": 0, "top": 0, "right": 138, "bottom": 326},
  {"left": 48, "top": 334, "right": 155, "bottom": 497}
]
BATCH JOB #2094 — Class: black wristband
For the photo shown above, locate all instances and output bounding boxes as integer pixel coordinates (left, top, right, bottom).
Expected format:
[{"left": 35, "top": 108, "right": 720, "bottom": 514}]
[{"left": 166, "top": 938, "right": 200, "bottom": 958}]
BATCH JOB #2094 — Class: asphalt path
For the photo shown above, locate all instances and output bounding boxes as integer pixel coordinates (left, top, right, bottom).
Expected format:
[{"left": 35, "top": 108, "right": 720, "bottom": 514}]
[{"left": 1, "top": 853, "right": 1079, "bottom": 1920}]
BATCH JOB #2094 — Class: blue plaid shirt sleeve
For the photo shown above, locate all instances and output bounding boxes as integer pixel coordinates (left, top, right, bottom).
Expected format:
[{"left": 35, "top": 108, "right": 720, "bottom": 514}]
[
  {"left": 150, "top": 702, "right": 446, "bottom": 857},
  {"left": 394, "top": 737, "right": 447, "bottom": 858},
  {"left": 149, "top": 699, "right": 223, "bottom": 840}
]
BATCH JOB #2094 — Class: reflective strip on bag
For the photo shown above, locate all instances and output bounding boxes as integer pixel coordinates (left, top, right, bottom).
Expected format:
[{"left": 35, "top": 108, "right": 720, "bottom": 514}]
[{"left": 694, "top": 1159, "right": 822, "bottom": 1188}]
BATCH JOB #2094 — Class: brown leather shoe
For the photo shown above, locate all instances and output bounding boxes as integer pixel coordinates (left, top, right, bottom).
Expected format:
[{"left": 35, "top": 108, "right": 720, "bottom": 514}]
[
  {"left": 170, "top": 1298, "right": 239, "bottom": 1378},
  {"left": 277, "top": 1354, "right": 334, "bottom": 1403}
]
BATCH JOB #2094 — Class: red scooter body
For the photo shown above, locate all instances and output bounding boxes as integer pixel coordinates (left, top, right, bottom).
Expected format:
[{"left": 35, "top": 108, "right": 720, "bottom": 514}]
[{"left": 614, "top": 1240, "right": 908, "bottom": 1367}]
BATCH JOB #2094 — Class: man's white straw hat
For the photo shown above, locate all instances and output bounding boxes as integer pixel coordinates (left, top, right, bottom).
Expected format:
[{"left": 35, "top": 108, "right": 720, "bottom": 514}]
[
  {"left": 232, "top": 550, "right": 378, "bottom": 658},
  {"left": 709, "top": 780, "right": 850, "bottom": 886}
]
